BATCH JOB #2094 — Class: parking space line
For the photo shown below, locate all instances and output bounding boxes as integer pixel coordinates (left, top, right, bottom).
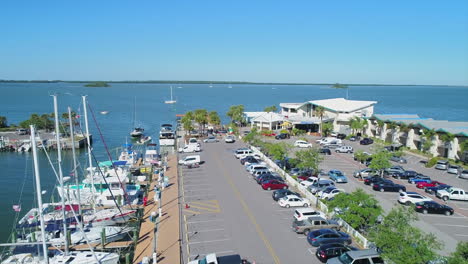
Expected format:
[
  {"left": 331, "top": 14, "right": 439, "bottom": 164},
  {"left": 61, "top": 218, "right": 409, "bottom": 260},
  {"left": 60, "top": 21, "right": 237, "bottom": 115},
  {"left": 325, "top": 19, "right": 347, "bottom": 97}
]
[
  {"left": 188, "top": 238, "right": 230, "bottom": 245},
  {"left": 184, "top": 183, "right": 212, "bottom": 187},
  {"left": 420, "top": 214, "right": 466, "bottom": 219},
  {"left": 185, "top": 188, "right": 213, "bottom": 192},
  {"left": 188, "top": 204, "right": 221, "bottom": 213},
  {"left": 189, "top": 250, "right": 235, "bottom": 258},
  {"left": 307, "top": 248, "right": 315, "bottom": 256},
  {"left": 188, "top": 219, "right": 223, "bottom": 224},
  {"left": 434, "top": 224, "right": 468, "bottom": 228},
  {"left": 188, "top": 228, "right": 225, "bottom": 234},
  {"left": 455, "top": 234, "right": 468, "bottom": 237},
  {"left": 184, "top": 209, "right": 201, "bottom": 215}
]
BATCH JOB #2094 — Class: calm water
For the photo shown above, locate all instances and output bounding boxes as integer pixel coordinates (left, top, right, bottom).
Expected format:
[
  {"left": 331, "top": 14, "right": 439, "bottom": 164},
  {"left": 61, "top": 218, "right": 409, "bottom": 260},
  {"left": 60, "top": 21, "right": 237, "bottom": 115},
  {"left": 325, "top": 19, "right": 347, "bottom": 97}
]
[{"left": 0, "top": 83, "right": 467, "bottom": 242}]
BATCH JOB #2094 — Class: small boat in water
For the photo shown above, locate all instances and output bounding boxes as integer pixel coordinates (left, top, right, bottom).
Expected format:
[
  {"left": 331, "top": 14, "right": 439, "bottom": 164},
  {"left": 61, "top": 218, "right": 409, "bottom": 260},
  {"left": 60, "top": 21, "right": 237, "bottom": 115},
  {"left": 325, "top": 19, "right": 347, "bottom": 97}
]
[
  {"left": 164, "top": 86, "right": 177, "bottom": 104},
  {"left": 100, "top": 111, "right": 109, "bottom": 115},
  {"left": 136, "top": 136, "right": 152, "bottom": 145},
  {"left": 130, "top": 127, "right": 144, "bottom": 137}
]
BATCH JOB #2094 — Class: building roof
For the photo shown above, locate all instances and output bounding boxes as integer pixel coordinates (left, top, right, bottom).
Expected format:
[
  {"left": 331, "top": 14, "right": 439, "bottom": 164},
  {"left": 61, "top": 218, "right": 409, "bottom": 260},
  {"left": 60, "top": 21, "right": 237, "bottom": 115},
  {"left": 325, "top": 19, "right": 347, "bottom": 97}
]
[
  {"left": 279, "top": 103, "right": 305, "bottom": 109},
  {"left": 243, "top": 112, "right": 265, "bottom": 119},
  {"left": 309, "top": 98, "right": 377, "bottom": 113},
  {"left": 251, "top": 112, "right": 284, "bottom": 123},
  {"left": 372, "top": 114, "right": 468, "bottom": 136}
]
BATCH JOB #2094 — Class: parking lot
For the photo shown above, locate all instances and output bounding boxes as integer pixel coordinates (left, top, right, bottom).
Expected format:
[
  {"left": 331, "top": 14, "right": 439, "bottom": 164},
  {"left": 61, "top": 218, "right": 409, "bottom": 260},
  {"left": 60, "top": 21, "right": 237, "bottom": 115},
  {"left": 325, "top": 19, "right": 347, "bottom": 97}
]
[
  {"left": 179, "top": 141, "right": 330, "bottom": 264},
  {"left": 265, "top": 133, "right": 468, "bottom": 255}
]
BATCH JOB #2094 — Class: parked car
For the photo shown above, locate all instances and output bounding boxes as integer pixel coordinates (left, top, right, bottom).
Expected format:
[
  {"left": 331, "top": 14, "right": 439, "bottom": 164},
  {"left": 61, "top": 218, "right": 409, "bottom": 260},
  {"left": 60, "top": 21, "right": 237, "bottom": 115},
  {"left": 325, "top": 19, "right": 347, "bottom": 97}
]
[
  {"left": 390, "top": 155, "right": 407, "bottom": 164},
  {"left": 294, "top": 208, "right": 326, "bottom": 221},
  {"left": 326, "top": 249, "right": 383, "bottom": 264},
  {"left": 384, "top": 165, "right": 406, "bottom": 175},
  {"left": 447, "top": 164, "right": 460, "bottom": 174},
  {"left": 328, "top": 170, "right": 348, "bottom": 183},
  {"left": 364, "top": 176, "right": 389, "bottom": 185},
  {"left": 435, "top": 160, "right": 449, "bottom": 170},
  {"left": 319, "top": 188, "right": 345, "bottom": 200},
  {"left": 256, "top": 173, "right": 282, "bottom": 184},
  {"left": 398, "top": 192, "right": 433, "bottom": 205},
  {"left": 261, "top": 180, "right": 288, "bottom": 190},
  {"left": 203, "top": 136, "right": 219, "bottom": 143},
  {"left": 297, "top": 170, "right": 315, "bottom": 181},
  {"left": 292, "top": 217, "right": 340, "bottom": 235},
  {"left": 319, "top": 148, "right": 332, "bottom": 155},
  {"left": 408, "top": 175, "right": 431, "bottom": 184},
  {"left": 272, "top": 189, "right": 301, "bottom": 201},
  {"left": 234, "top": 148, "right": 253, "bottom": 159},
  {"left": 290, "top": 168, "right": 313, "bottom": 176},
  {"left": 240, "top": 156, "right": 259, "bottom": 165},
  {"left": 425, "top": 185, "right": 452, "bottom": 195},
  {"left": 372, "top": 181, "right": 406, "bottom": 192},
  {"left": 316, "top": 137, "right": 342, "bottom": 145},
  {"left": 306, "top": 228, "right": 351, "bottom": 247},
  {"left": 416, "top": 181, "right": 446, "bottom": 189},
  {"left": 359, "top": 138, "right": 374, "bottom": 145},
  {"left": 300, "top": 177, "right": 319, "bottom": 188},
  {"left": 336, "top": 134, "right": 347, "bottom": 140},
  {"left": 394, "top": 170, "right": 420, "bottom": 180},
  {"left": 353, "top": 168, "right": 377, "bottom": 178},
  {"left": 335, "top": 146, "right": 353, "bottom": 153},
  {"left": 294, "top": 140, "right": 312, "bottom": 148},
  {"left": 460, "top": 170, "right": 468, "bottom": 180},
  {"left": 224, "top": 135, "right": 235, "bottom": 143},
  {"left": 308, "top": 180, "right": 335, "bottom": 194},
  {"left": 436, "top": 187, "right": 468, "bottom": 201},
  {"left": 415, "top": 201, "right": 454, "bottom": 216},
  {"left": 275, "top": 133, "right": 290, "bottom": 140},
  {"left": 278, "top": 195, "right": 310, "bottom": 208},
  {"left": 315, "top": 243, "right": 357, "bottom": 263}
]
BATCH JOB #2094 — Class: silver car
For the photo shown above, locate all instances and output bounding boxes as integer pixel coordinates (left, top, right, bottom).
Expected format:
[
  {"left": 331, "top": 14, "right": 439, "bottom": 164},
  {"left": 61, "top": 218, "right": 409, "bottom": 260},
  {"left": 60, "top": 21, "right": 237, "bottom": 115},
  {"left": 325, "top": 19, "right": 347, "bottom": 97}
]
[
  {"left": 435, "top": 160, "right": 449, "bottom": 170},
  {"left": 459, "top": 170, "right": 468, "bottom": 180},
  {"left": 447, "top": 164, "right": 460, "bottom": 174}
]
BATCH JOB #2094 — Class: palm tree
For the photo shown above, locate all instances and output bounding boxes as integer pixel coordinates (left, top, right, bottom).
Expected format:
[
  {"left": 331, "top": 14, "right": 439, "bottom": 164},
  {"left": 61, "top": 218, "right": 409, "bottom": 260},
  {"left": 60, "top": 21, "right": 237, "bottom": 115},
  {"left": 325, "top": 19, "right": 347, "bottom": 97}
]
[
  {"left": 387, "top": 121, "right": 398, "bottom": 142},
  {"left": 315, "top": 106, "right": 325, "bottom": 135},
  {"left": 350, "top": 117, "right": 363, "bottom": 135},
  {"left": 440, "top": 132, "right": 456, "bottom": 150},
  {"left": 376, "top": 119, "right": 385, "bottom": 136},
  {"left": 0, "top": 116, "right": 7, "bottom": 128},
  {"left": 421, "top": 129, "right": 436, "bottom": 153}
]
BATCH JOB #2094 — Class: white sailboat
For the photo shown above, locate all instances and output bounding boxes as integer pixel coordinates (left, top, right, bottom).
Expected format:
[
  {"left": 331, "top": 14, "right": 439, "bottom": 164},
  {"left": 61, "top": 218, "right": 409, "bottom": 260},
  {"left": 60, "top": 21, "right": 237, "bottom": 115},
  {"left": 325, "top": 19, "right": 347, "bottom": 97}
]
[{"left": 164, "top": 86, "right": 176, "bottom": 104}]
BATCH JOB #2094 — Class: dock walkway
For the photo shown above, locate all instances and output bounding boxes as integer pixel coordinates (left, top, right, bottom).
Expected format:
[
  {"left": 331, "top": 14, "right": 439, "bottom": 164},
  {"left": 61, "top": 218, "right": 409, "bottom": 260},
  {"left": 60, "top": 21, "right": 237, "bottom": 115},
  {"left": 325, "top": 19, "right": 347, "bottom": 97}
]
[{"left": 133, "top": 155, "right": 180, "bottom": 264}]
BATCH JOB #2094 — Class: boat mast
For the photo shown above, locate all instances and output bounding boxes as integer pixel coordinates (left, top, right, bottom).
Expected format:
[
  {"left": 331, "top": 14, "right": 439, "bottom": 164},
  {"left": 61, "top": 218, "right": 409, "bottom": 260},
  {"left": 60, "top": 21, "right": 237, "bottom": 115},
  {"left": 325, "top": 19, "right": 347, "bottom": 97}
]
[
  {"left": 68, "top": 107, "right": 82, "bottom": 219},
  {"left": 30, "top": 125, "right": 49, "bottom": 264},
  {"left": 52, "top": 95, "right": 69, "bottom": 255},
  {"left": 82, "top": 95, "right": 95, "bottom": 212},
  {"left": 170, "top": 86, "right": 173, "bottom": 101}
]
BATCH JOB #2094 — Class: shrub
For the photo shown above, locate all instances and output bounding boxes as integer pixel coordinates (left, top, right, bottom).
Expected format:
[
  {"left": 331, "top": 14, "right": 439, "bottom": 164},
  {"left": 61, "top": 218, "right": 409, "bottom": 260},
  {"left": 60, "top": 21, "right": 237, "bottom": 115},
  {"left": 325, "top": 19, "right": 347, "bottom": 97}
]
[
  {"left": 280, "top": 129, "right": 288, "bottom": 134},
  {"left": 426, "top": 157, "right": 439, "bottom": 168}
]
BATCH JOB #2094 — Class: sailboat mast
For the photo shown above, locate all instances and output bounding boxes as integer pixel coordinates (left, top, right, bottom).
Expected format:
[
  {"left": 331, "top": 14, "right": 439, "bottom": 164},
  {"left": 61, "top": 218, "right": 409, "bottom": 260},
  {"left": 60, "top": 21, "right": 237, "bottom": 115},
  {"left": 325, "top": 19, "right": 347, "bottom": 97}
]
[
  {"left": 68, "top": 107, "right": 82, "bottom": 218},
  {"left": 170, "top": 86, "right": 173, "bottom": 101},
  {"left": 30, "top": 125, "right": 49, "bottom": 264},
  {"left": 82, "top": 96, "right": 95, "bottom": 211},
  {"left": 52, "top": 95, "right": 69, "bottom": 255}
]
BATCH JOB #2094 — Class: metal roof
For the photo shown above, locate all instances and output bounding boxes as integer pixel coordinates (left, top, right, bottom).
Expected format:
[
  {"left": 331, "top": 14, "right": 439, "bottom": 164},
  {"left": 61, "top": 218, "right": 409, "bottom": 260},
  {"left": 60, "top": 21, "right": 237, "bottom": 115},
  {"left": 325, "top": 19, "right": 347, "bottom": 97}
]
[{"left": 309, "top": 98, "right": 377, "bottom": 113}]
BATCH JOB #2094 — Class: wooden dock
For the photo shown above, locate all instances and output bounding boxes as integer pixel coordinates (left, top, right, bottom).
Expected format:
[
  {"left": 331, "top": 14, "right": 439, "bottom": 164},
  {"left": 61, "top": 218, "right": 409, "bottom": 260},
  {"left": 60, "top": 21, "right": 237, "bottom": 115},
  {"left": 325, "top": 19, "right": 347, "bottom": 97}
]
[
  {"left": 51, "top": 241, "right": 133, "bottom": 251},
  {"left": 133, "top": 154, "right": 180, "bottom": 264}
]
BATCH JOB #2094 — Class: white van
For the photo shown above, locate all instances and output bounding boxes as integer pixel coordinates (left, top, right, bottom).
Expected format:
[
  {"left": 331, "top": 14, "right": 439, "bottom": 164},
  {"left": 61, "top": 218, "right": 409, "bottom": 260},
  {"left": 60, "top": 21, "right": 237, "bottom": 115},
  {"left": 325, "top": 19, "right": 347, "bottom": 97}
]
[
  {"left": 178, "top": 144, "right": 201, "bottom": 153},
  {"left": 188, "top": 138, "right": 200, "bottom": 147},
  {"left": 178, "top": 155, "right": 201, "bottom": 166},
  {"left": 248, "top": 164, "right": 268, "bottom": 173},
  {"left": 318, "top": 137, "right": 342, "bottom": 145},
  {"left": 294, "top": 208, "right": 326, "bottom": 221},
  {"left": 235, "top": 149, "right": 253, "bottom": 159}
]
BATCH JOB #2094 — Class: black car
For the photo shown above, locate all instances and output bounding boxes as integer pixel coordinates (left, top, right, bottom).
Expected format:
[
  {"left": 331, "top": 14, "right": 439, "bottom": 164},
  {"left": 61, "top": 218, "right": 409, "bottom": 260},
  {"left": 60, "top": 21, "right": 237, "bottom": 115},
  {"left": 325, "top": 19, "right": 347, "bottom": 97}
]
[
  {"left": 364, "top": 176, "right": 389, "bottom": 185},
  {"left": 319, "top": 148, "right": 332, "bottom": 155},
  {"left": 315, "top": 243, "right": 357, "bottom": 263},
  {"left": 272, "top": 189, "right": 301, "bottom": 201},
  {"left": 336, "top": 133, "right": 347, "bottom": 140},
  {"left": 360, "top": 138, "right": 374, "bottom": 145},
  {"left": 240, "top": 156, "right": 258, "bottom": 165},
  {"left": 415, "top": 201, "right": 454, "bottom": 216},
  {"left": 256, "top": 174, "right": 283, "bottom": 184},
  {"left": 275, "top": 159, "right": 293, "bottom": 170},
  {"left": 275, "top": 133, "right": 290, "bottom": 140},
  {"left": 425, "top": 185, "right": 452, "bottom": 195},
  {"left": 395, "top": 170, "right": 420, "bottom": 180},
  {"left": 372, "top": 181, "right": 406, "bottom": 192}
]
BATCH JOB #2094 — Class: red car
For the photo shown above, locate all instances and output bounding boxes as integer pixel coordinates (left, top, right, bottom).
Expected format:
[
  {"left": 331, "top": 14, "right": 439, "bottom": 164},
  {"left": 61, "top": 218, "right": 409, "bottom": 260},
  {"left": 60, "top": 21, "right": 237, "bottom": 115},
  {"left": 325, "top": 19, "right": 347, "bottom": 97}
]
[
  {"left": 261, "top": 180, "right": 288, "bottom": 190},
  {"left": 262, "top": 132, "right": 276, "bottom": 137},
  {"left": 416, "top": 181, "right": 445, "bottom": 189}
]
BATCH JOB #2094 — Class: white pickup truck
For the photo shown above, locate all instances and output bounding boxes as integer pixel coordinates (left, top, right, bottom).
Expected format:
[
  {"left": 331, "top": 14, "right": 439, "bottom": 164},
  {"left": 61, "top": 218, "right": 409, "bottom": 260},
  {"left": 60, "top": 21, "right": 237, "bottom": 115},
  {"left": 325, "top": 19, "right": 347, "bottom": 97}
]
[
  {"left": 188, "top": 253, "right": 243, "bottom": 264},
  {"left": 436, "top": 187, "right": 468, "bottom": 201}
]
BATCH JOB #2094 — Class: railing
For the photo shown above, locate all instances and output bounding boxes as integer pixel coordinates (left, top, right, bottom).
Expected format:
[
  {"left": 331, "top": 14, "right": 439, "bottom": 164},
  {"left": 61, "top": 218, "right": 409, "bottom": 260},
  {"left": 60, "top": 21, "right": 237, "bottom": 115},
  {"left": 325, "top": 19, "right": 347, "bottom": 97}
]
[{"left": 249, "top": 145, "right": 370, "bottom": 248}]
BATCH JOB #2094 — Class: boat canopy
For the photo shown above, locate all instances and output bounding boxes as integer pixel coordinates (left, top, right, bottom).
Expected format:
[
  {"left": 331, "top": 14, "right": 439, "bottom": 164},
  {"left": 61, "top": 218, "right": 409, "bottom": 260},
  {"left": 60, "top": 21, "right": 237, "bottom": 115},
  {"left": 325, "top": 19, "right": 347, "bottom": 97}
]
[{"left": 99, "top": 160, "right": 128, "bottom": 167}]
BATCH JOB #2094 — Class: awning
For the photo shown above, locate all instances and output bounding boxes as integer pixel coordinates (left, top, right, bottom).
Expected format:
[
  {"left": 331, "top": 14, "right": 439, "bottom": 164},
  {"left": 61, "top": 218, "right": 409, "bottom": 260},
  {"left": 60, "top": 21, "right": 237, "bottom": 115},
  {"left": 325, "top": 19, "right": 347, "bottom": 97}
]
[{"left": 98, "top": 160, "right": 127, "bottom": 167}]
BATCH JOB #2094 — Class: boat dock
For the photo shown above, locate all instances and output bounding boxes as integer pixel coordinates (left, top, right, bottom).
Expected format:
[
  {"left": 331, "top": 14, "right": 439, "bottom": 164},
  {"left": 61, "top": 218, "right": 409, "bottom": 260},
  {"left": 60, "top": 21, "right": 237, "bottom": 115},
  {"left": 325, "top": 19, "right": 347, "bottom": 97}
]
[
  {"left": 0, "top": 131, "right": 92, "bottom": 151},
  {"left": 133, "top": 154, "right": 180, "bottom": 264}
]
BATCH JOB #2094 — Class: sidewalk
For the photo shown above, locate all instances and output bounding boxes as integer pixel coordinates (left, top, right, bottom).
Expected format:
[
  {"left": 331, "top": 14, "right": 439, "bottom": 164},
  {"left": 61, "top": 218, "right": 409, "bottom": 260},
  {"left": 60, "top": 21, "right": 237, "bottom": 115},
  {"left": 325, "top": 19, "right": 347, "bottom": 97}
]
[{"left": 155, "top": 155, "right": 181, "bottom": 264}]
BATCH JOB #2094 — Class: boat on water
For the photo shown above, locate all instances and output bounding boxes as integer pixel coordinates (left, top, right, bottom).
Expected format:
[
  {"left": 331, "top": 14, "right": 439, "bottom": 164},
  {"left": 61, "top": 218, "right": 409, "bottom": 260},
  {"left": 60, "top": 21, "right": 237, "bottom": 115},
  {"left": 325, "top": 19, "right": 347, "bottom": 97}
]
[
  {"left": 130, "top": 127, "right": 144, "bottom": 137},
  {"left": 159, "top": 124, "right": 175, "bottom": 146},
  {"left": 100, "top": 111, "right": 109, "bottom": 115},
  {"left": 164, "top": 86, "right": 176, "bottom": 104},
  {"left": 2, "top": 251, "right": 120, "bottom": 264},
  {"left": 136, "top": 135, "right": 152, "bottom": 145},
  {"left": 144, "top": 144, "right": 159, "bottom": 166}
]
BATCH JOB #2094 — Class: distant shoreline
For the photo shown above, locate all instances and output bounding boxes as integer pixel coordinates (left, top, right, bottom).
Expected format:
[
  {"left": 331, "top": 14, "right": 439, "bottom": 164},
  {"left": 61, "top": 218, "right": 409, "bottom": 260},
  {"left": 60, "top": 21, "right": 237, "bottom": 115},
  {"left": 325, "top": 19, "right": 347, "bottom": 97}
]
[{"left": 0, "top": 79, "right": 466, "bottom": 87}]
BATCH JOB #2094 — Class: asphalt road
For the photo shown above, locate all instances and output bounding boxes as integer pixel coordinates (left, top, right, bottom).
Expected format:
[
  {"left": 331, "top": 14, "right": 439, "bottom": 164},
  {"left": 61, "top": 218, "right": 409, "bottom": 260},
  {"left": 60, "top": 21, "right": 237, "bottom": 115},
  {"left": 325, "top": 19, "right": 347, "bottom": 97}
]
[
  {"left": 179, "top": 139, "right": 326, "bottom": 264},
  {"left": 264, "top": 134, "right": 468, "bottom": 255}
]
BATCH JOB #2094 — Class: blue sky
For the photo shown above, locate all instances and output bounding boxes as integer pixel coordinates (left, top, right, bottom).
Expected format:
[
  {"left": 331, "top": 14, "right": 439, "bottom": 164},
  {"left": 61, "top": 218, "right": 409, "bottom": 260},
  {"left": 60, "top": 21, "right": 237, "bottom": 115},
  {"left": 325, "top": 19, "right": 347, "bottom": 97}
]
[{"left": 0, "top": 0, "right": 467, "bottom": 85}]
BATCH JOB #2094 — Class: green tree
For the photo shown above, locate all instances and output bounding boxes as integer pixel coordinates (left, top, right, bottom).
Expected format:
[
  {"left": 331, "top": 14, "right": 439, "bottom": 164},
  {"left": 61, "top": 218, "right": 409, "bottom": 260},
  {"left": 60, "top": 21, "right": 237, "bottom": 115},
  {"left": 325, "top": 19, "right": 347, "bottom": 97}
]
[
  {"left": 226, "top": 105, "right": 245, "bottom": 123},
  {"left": 321, "top": 122, "right": 334, "bottom": 136},
  {"left": 440, "top": 132, "right": 456, "bottom": 145},
  {"left": 295, "top": 148, "right": 323, "bottom": 173},
  {"left": 369, "top": 206, "right": 442, "bottom": 264},
  {"left": 326, "top": 189, "right": 382, "bottom": 231},
  {"left": 181, "top": 111, "right": 194, "bottom": 132},
  {"left": 208, "top": 111, "right": 221, "bottom": 126},
  {"left": 446, "top": 241, "right": 468, "bottom": 264},
  {"left": 314, "top": 106, "right": 325, "bottom": 135},
  {"left": 266, "top": 142, "right": 290, "bottom": 161},
  {"left": 461, "top": 140, "right": 468, "bottom": 153},
  {"left": 376, "top": 119, "right": 385, "bottom": 136},
  {"left": 243, "top": 128, "right": 259, "bottom": 144},
  {"left": 263, "top": 105, "right": 277, "bottom": 112},
  {"left": 421, "top": 129, "right": 436, "bottom": 153},
  {"left": 194, "top": 109, "right": 208, "bottom": 133},
  {"left": 332, "top": 83, "right": 349, "bottom": 99},
  {"left": 0, "top": 116, "right": 7, "bottom": 128},
  {"left": 369, "top": 150, "right": 392, "bottom": 176}
]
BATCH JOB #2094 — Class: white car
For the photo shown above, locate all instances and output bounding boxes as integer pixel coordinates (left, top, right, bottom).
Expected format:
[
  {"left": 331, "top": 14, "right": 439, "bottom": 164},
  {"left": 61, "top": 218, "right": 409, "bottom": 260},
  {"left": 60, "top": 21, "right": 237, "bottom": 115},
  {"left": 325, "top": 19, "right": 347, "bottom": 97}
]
[
  {"left": 335, "top": 146, "right": 353, "bottom": 153},
  {"left": 319, "top": 188, "right": 345, "bottom": 200},
  {"left": 278, "top": 195, "right": 310, "bottom": 208},
  {"left": 225, "top": 135, "right": 235, "bottom": 143},
  {"left": 294, "top": 208, "right": 326, "bottom": 221},
  {"left": 299, "top": 177, "right": 319, "bottom": 187},
  {"left": 398, "top": 192, "right": 432, "bottom": 205},
  {"left": 294, "top": 140, "right": 312, "bottom": 148}
]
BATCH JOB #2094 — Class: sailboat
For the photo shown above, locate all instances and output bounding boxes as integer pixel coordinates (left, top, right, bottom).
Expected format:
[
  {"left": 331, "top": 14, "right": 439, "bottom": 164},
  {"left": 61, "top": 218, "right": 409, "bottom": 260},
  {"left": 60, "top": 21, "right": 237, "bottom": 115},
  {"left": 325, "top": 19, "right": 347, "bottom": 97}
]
[
  {"left": 130, "top": 97, "right": 144, "bottom": 137},
  {"left": 164, "top": 86, "right": 176, "bottom": 104}
]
